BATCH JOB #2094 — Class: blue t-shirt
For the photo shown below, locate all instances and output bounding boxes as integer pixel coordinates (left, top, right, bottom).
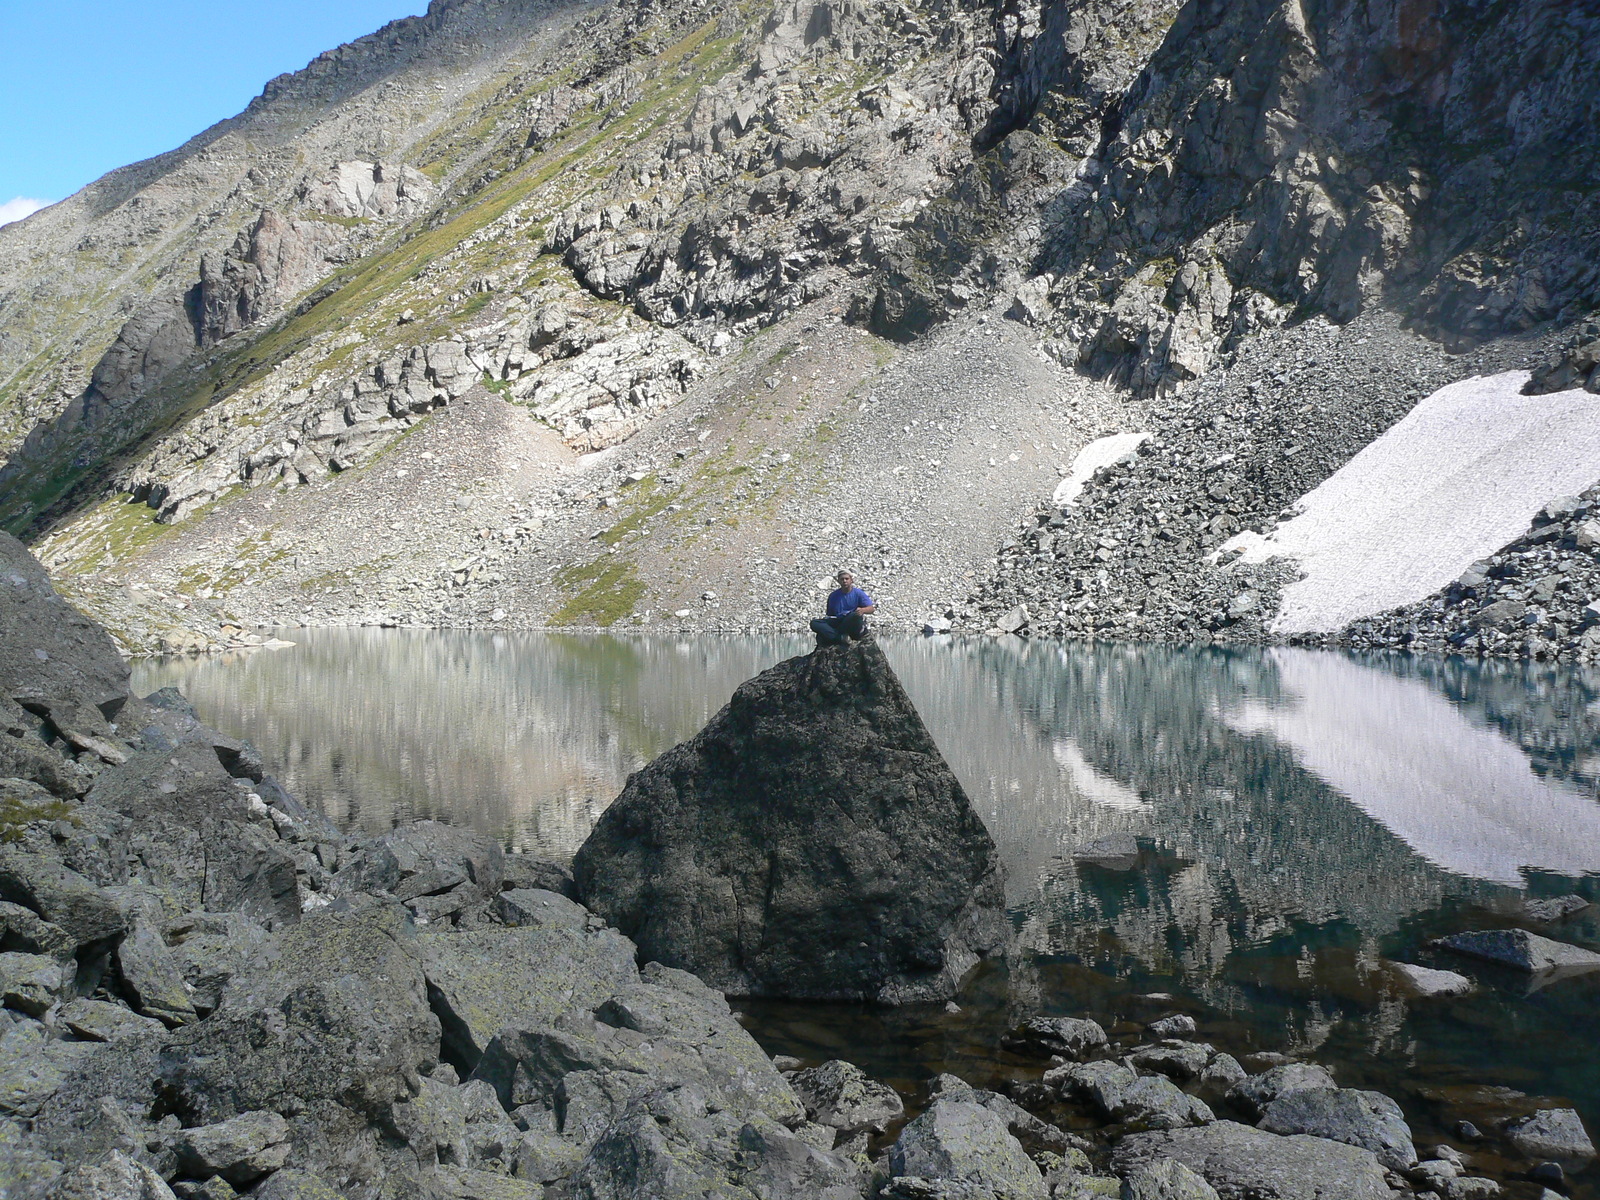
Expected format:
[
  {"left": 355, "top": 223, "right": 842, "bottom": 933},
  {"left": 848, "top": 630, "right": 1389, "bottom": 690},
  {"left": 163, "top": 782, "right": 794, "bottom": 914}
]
[{"left": 826, "top": 586, "right": 873, "bottom": 618}]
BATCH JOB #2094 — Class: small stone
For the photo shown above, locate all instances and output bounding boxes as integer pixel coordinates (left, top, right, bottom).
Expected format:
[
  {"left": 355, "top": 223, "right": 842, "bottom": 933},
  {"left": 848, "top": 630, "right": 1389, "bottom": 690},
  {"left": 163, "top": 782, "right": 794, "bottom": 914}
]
[
  {"left": 1002, "top": 1016, "right": 1108, "bottom": 1060},
  {"left": 995, "top": 603, "right": 1029, "bottom": 634},
  {"left": 1455, "top": 1121, "right": 1483, "bottom": 1142},
  {"left": 1147, "top": 1014, "right": 1197, "bottom": 1039},
  {"left": 1387, "top": 962, "right": 1474, "bottom": 997},
  {"left": 1072, "top": 834, "right": 1140, "bottom": 871},
  {"left": 1529, "top": 1161, "right": 1564, "bottom": 1185},
  {"left": 1520, "top": 894, "right": 1590, "bottom": 923}
]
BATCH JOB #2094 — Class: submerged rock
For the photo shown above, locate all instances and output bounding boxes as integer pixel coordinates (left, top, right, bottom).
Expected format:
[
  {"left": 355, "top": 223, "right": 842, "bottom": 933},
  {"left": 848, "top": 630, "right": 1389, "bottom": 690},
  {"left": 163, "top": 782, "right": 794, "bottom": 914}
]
[
  {"left": 573, "top": 639, "right": 1008, "bottom": 1003},
  {"left": 1436, "top": 929, "right": 1600, "bottom": 975},
  {"left": 1386, "top": 962, "right": 1474, "bottom": 997}
]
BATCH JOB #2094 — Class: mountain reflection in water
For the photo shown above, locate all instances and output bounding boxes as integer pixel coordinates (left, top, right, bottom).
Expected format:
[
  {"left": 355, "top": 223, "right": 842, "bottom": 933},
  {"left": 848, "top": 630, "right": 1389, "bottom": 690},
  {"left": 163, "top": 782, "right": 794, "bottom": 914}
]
[
  {"left": 135, "top": 631, "right": 1600, "bottom": 1145},
  {"left": 135, "top": 631, "right": 1600, "bottom": 972}
]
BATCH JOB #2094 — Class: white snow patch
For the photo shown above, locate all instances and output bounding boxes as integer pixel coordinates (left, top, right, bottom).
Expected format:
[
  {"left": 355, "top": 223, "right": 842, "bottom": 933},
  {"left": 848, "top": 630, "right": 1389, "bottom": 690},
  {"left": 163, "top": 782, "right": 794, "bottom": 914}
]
[
  {"left": 1052, "top": 432, "right": 1151, "bottom": 507},
  {"left": 1220, "top": 371, "right": 1600, "bottom": 634},
  {"left": 1223, "top": 649, "right": 1600, "bottom": 885}
]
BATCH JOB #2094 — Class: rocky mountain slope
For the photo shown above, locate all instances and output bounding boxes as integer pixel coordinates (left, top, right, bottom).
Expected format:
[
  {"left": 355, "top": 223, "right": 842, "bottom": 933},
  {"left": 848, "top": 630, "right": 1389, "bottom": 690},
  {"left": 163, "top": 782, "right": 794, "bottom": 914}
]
[{"left": 0, "top": 0, "right": 1597, "bottom": 656}]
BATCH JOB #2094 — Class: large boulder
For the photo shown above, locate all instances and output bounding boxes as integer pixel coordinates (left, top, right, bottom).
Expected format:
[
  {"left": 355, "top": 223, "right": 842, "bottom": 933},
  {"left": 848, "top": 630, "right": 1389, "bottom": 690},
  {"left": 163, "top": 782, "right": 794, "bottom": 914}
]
[
  {"left": 790, "top": 1060, "right": 904, "bottom": 1136},
  {"left": 885, "top": 1097, "right": 1046, "bottom": 1200},
  {"left": 1113, "top": 1122, "right": 1394, "bottom": 1200},
  {"left": 573, "top": 640, "right": 1008, "bottom": 1003},
  {"left": 1257, "top": 1087, "right": 1415, "bottom": 1170},
  {"left": 1504, "top": 1108, "right": 1595, "bottom": 1166},
  {"left": 0, "top": 532, "right": 130, "bottom": 752},
  {"left": 1047, "top": 1061, "right": 1214, "bottom": 1131}
]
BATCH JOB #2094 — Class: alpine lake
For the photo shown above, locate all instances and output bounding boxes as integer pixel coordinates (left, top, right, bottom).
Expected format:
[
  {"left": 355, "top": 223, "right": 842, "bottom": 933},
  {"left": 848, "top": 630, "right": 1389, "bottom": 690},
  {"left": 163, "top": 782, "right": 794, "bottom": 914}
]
[{"left": 133, "top": 630, "right": 1600, "bottom": 1196}]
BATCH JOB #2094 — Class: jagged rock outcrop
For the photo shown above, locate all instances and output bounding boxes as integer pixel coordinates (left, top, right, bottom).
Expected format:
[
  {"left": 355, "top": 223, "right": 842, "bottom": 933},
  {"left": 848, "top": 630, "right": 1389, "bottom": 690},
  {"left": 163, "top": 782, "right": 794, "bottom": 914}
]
[{"left": 573, "top": 639, "right": 1009, "bottom": 1003}]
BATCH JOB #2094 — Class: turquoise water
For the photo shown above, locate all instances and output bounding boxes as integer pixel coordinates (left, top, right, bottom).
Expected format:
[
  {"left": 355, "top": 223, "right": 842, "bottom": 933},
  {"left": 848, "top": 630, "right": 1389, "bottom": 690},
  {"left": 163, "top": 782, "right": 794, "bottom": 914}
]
[{"left": 134, "top": 632, "right": 1600, "bottom": 1193}]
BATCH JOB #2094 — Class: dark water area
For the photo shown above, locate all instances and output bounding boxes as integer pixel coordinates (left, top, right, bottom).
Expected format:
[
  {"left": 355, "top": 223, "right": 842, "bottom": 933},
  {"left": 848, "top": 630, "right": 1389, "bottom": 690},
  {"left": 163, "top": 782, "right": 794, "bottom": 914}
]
[{"left": 134, "top": 632, "right": 1600, "bottom": 1195}]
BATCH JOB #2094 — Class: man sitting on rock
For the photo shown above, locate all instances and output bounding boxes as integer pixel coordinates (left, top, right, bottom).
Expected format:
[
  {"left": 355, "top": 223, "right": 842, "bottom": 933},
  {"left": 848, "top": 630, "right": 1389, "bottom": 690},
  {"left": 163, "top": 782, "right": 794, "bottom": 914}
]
[{"left": 811, "top": 570, "right": 876, "bottom": 645}]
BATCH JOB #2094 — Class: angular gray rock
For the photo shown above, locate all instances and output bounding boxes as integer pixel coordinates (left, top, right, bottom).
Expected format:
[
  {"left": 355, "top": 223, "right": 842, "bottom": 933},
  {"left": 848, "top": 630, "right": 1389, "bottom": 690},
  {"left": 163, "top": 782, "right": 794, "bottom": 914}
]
[
  {"left": 1226, "top": 1064, "right": 1337, "bottom": 1119},
  {"left": 1503, "top": 1108, "right": 1595, "bottom": 1165},
  {"left": 113, "top": 911, "right": 197, "bottom": 1027},
  {"left": 789, "top": 1059, "right": 904, "bottom": 1136},
  {"left": 0, "top": 951, "right": 66, "bottom": 1017},
  {"left": 0, "top": 532, "right": 130, "bottom": 753},
  {"left": 1114, "top": 1121, "right": 1394, "bottom": 1200},
  {"left": 1003, "top": 1016, "right": 1108, "bottom": 1060},
  {"left": 573, "top": 640, "right": 1008, "bottom": 1003},
  {"left": 44, "top": 1149, "right": 176, "bottom": 1199},
  {"left": 1147, "top": 1015, "right": 1197, "bottom": 1039},
  {"left": 1131, "top": 1043, "right": 1214, "bottom": 1082},
  {"left": 562, "top": 1084, "right": 862, "bottom": 1200},
  {"left": 1120, "top": 1157, "right": 1222, "bottom": 1200},
  {"left": 1257, "top": 1087, "right": 1416, "bottom": 1170},
  {"left": 1436, "top": 929, "right": 1600, "bottom": 975},
  {"left": 57, "top": 998, "right": 163, "bottom": 1043},
  {"left": 249, "top": 1170, "right": 348, "bottom": 1200},
  {"left": 157, "top": 903, "right": 439, "bottom": 1129},
  {"left": 0, "top": 850, "right": 125, "bottom": 951},
  {"left": 887, "top": 1097, "right": 1047, "bottom": 1200},
  {"left": 419, "top": 915, "right": 636, "bottom": 1070},
  {"left": 173, "top": 1111, "right": 293, "bottom": 1184},
  {"left": 1048, "top": 1061, "right": 1214, "bottom": 1130}
]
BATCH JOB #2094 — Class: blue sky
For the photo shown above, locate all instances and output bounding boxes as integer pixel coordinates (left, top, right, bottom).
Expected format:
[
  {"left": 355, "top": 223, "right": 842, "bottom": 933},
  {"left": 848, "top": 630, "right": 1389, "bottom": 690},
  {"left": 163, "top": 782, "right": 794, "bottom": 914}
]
[{"left": 0, "top": 1, "right": 425, "bottom": 225}]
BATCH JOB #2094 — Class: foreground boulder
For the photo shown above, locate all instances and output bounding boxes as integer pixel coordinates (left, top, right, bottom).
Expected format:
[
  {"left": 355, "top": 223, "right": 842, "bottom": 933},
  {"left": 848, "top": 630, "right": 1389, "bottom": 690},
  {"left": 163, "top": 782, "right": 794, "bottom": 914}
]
[
  {"left": 1113, "top": 1121, "right": 1394, "bottom": 1200},
  {"left": 573, "top": 640, "right": 1008, "bottom": 1003}
]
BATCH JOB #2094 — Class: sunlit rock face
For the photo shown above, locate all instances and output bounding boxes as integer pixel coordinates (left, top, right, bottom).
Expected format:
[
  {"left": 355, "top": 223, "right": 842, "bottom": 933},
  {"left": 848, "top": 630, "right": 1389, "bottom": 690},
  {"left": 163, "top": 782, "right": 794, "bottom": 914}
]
[{"left": 572, "top": 639, "right": 1010, "bottom": 1004}]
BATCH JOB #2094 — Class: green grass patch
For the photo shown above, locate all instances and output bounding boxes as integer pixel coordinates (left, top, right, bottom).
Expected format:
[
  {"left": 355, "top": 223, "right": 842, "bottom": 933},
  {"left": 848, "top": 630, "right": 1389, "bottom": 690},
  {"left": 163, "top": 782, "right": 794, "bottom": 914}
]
[
  {"left": 551, "top": 556, "right": 645, "bottom": 626},
  {"left": 598, "top": 481, "right": 681, "bottom": 546},
  {"left": 0, "top": 794, "right": 77, "bottom": 844},
  {"left": 454, "top": 291, "right": 495, "bottom": 321}
]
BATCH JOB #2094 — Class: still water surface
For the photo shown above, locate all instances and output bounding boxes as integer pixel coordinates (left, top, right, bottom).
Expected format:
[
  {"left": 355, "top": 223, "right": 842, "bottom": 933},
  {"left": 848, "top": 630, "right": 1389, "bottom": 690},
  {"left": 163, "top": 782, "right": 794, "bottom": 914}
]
[{"left": 134, "top": 632, "right": 1600, "bottom": 1185}]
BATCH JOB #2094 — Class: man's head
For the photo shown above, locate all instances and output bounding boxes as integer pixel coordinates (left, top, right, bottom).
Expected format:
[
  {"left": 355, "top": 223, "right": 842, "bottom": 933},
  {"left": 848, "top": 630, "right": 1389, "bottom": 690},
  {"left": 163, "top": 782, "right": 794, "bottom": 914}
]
[{"left": 836, "top": 571, "right": 854, "bottom": 589}]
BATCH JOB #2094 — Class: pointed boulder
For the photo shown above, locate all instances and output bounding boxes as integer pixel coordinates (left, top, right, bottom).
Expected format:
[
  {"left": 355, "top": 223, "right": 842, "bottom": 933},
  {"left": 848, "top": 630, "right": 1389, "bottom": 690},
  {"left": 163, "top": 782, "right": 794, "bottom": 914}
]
[{"left": 574, "top": 640, "right": 1007, "bottom": 1003}]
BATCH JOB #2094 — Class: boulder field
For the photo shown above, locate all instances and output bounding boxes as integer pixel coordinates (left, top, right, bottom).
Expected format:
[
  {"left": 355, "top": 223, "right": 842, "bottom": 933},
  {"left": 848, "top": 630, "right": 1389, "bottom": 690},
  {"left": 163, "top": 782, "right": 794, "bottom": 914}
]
[{"left": 0, "top": 529, "right": 1591, "bottom": 1199}]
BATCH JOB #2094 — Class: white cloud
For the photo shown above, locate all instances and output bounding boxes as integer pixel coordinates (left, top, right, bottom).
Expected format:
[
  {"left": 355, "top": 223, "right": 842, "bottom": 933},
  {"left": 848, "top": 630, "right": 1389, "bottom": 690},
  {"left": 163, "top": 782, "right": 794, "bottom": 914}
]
[{"left": 0, "top": 197, "right": 52, "bottom": 228}]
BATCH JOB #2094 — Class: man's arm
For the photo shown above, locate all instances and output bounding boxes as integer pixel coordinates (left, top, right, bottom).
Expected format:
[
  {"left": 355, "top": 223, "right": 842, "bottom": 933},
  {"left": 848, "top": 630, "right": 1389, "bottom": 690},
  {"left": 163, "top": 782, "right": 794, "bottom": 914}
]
[{"left": 856, "top": 591, "right": 876, "bottom": 614}]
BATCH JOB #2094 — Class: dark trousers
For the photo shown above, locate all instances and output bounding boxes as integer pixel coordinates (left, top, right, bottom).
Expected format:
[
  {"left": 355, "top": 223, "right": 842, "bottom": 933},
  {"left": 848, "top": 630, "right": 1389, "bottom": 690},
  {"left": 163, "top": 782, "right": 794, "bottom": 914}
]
[{"left": 810, "top": 612, "right": 866, "bottom": 643}]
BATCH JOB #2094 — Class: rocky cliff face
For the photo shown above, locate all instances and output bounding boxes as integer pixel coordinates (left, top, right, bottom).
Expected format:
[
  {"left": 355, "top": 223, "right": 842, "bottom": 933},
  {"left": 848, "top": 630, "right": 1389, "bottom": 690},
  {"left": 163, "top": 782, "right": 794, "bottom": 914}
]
[{"left": 0, "top": 0, "right": 1595, "bottom": 653}]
